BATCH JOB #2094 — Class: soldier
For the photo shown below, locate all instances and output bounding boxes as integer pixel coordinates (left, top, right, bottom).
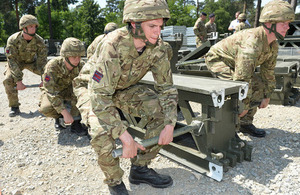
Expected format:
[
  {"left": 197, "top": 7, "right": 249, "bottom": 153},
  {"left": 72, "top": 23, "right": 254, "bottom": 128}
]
[
  {"left": 235, "top": 13, "right": 250, "bottom": 33},
  {"left": 3, "top": 14, "right": 47, "bottom": 117},
  {"left": 193, "top": 12, "right": 207, "bottom": 48},
  {"left": 39, "top": 37, "right": 88, "bottom": 136},
  {"left": 73, "top": 0, "right": 178, "bottom": 194},
  {"left": 205, "top": 13, "right": 217, "bottom": 34},
  {"left": 86, "top": 22, "right": 118, "bottom": 59},
  {"left": 205, "top": 0, "right": 295, "bottom": 138}
]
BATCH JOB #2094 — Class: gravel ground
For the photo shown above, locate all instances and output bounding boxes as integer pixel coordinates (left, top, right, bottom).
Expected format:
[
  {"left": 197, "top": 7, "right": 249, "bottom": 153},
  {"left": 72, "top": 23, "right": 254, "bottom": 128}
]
[{"left": 0, "top": 61, "right": 300, "bottom": 195}]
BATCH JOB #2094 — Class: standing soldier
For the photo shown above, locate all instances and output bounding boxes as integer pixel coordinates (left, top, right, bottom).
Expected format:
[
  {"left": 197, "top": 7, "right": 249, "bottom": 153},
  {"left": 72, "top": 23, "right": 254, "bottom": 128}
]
[
  {"left": 235, "top": 13, "right": 250, "bottom": 33},
  {"left": 86, "top": 22, "right": 118, "bottom": 59},
  {"left": 193, "top": 12, "right": 207, "bottom": 48},
  {"left": 39, "top": 37, "right": 88, "bottom": 136},
  {"left": 73, "top": 0, "right": 178, "bottom": 194},
  {"left": 205, "top": 13, "right": 217, "bottom": 34},
  {"left": 205, "top": 0, "right": 295, "bottom": 138},
  {"left": 3, "top": 14, "right": 47, "bottom": 117}
]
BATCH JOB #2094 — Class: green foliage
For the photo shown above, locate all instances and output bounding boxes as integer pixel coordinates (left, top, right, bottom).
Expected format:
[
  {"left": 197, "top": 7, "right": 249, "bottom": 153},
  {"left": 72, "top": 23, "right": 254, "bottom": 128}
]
[{"left": 167, "top": 0, "right": 196, "bottom": 26}]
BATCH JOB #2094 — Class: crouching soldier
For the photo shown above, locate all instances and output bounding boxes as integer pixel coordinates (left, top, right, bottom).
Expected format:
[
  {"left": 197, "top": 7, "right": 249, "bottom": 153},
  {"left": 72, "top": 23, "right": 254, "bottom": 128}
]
[
  {"left": 39, "top": 37, "right": 88, "bottom": 136},
  {"left": 3, "top": 14, "right": 47, "bottom": 117}
]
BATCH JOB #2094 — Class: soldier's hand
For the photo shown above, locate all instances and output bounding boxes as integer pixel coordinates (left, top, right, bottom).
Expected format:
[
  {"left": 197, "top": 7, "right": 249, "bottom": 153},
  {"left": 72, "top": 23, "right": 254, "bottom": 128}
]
[
  {"left": 239, "top": 110, "right": 248, "bottom": 117},
  {"left": 61, "top": 109, "right": 74, "bottom": 125},
  {"left": 16, "top": 81, "right": 26, "bottom": 90},
  {"left": 259, "top": 98, "right": 270, "bottom": 109},
  {"left": 158, "top": 124, "right": 174, "bottom": 145},
  {"left": 119, "top": 130, "right": 145, "bottom": 158}
]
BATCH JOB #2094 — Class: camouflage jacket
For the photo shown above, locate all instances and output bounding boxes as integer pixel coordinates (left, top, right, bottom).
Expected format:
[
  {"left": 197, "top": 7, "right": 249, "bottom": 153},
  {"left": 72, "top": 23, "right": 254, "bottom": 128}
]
[
  {"left": 193, "top": 18, "right": 207, "bottom": 40},
  {"left": 87, "top": 34, "right": 106, "bottom": 59},
  {"left": 41, "top": 56, "right": 84, "bottom": 114},
  {"left": 75, "top": 26, "right": 178, "bottom": 139},
  {"left": 235, "top": 22, "right": 250, "bottom": 32},
  {"left": 5, "top": 31, "right": 47, "bottom": 82},
  {"left": 205, "top": 21, "right": 217, "bottom": 34},
  {"left": 205, "top": 26, "right": 278, "bottom": 109}
]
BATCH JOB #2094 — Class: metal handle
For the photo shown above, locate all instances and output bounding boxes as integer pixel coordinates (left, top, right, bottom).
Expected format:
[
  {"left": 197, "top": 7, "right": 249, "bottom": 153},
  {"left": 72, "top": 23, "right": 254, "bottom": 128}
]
[{"left": 112, "top": 120, "right": 203, "bottom": 158}]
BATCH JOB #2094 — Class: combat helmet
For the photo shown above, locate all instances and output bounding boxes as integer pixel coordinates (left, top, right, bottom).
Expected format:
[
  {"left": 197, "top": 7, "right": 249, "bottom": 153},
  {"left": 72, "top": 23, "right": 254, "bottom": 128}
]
[
  {"left": 122, "top": 0, "right": 170, "bottom": 46},
  {"left": 19, "top": 14, "right": 39, "bottom": 36},
  {"left": 259, "top": 0, "right": 295, "bottom": 40},
  {"left": 238, "top": 13, "right": 246, "bottom": 20},
  {"left": 60, "top": 37, "right": 85, "bottom": 67},
  {"left": 104, "top": 22, "right": 118, "bottom": 34}
]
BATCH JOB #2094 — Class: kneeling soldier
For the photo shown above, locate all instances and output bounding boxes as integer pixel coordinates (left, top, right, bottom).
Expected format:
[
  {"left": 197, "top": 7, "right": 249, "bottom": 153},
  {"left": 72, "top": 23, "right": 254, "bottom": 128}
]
[{"left": 39, "top": 37, "right": 88, "bottom": 136}]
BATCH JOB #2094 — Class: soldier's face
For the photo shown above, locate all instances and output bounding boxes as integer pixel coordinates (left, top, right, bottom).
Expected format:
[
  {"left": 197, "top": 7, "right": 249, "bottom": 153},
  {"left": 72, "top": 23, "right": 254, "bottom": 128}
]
[
  {"left": 276, "top": 22, "right": 290, "bottom": 37},
  {"left": 141, "top": 18, "right": 164, "bottom": 45},
  {"left": 66, "top": 56, "right": 81, "bottom": 70},
  {"left": 24, "top": 24, "right": 37, "bottom": 34}
]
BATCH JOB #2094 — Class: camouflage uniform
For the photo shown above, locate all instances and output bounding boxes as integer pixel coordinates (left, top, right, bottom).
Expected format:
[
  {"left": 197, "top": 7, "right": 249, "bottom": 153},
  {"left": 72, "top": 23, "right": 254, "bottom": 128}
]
[
  {"left": 235, "top": 22, "right": 250, "bottom": 32},
  {"left": 73, "top": 26, "right": 178, "bottom": 186},
  {"left": 205, "top": 21, "right": 216, "bottom": 34},
  {"left": 39, "top": 56, "right": 84, "bottom": 118},
  {"left": 3, "top": 31, "right": 47, "bottom": 107},
  {"left": 87, "top": 22, "right": 118, "bottom": 59},
  {"left": 205, "top": 26, "right": 278, "bottom": 125},
  {"left": 193, "top": 18, "right": 207, "bottom": 47}
]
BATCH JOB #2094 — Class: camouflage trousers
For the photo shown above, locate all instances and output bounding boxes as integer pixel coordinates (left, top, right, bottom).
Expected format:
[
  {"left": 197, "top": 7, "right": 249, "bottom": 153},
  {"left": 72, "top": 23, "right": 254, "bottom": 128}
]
[
  {"left": 88, "top": 85, "right": 165, "bottom": 186},
  {"left": 205, "top": 57, "right": 264, "bottom": 125},
  {"left": 196, "top": 36, "right": 207, "bottom": 48},
  {"left": 3, "top": 63, "right": 43, "bottom": 107},
  {"left": 39, "top": 88, "right": 80, "bottom": 119}
]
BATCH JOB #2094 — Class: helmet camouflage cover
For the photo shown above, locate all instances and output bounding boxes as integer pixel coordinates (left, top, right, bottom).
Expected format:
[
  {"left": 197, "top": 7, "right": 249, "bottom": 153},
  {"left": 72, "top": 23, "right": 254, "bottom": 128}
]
[
  {"left": 122, "top": 0, "right": 170, "bottom": 23},
  {"left": 60, "top": 37, "right": 86, "bottom": 57},
  {"left": 259, "top": 0, "right": 295, "bottom": 23},
  {"left": 238, "top": 13, "right": 246, "bottom": 20},
  {"left": 104, "top": 22, "right": 118, "bottom": 34},
  {"left": 19, "top": 14, "right": 39, "bottom": 30}
]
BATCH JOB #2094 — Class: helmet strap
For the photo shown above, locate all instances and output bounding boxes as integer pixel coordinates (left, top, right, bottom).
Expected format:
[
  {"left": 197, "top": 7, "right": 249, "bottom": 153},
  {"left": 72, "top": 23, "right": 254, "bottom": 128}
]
[
  {"left": 128, "top": 23, "right": 157, "bottom": 47},
  {"left": 23, "top": 27, "right": 36, "bottom": 37},
  {"left": 262, "top": 23, "right": 284, "bottom": 41},
  {"left": 65, "top": 57, "right": 78, "bottom": 68}
]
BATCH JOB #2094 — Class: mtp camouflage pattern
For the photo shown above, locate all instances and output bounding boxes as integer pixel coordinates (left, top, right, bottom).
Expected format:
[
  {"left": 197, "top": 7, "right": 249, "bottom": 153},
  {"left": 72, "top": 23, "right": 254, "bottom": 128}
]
[
  {"left": 205, "top": 26, "right": 278, "bottom": 124},
  {"left": 104, "top": 22, "right": 118, "bottom": 34},
  {"left": 193, "top": 18, "right": 207, "bottom": 47},
  {"left": 73, "top": 26, "right": 178, "bottom": 186},
  {"left": 39, "top": 56, "right": 84, "bottom": 118},
  {"left": 87, "top": 34, "right": 106, "bottom": 59},
  {"left": 259, "top": 0, "right": 295, "bottom": 23},
  {"left": 205, "top": 21, "right": 217, "bottom": 34},
  {"left": 235, "top": 22, "right": 250, "bottom": 32},
  {"left": 19, "top": 14, "right": 39, "bottom": 30},
  {"left": 60, "top": 37, "right": 85, "bottom": 58},
  {"left": 122, "top": 0, "right": 170, "bottom": 23},
  {"left": 3, "top": 31, "right": 47, "bottom": 107}
]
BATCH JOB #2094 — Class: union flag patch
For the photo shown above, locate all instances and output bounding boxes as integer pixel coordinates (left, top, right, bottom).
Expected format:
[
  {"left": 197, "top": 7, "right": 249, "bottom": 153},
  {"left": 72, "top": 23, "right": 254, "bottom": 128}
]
[
  {"left": 45, "top": 75, "right": 50, "bottom": 82},
  {"left": 92, "top": 70, "right": 103, "bottom": 83}
]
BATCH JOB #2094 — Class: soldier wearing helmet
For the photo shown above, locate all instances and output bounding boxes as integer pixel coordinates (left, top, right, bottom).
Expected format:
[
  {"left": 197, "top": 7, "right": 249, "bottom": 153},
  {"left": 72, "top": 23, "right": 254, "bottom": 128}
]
[
  {"left": 235, "top": 13, "right": 250, "bottom": 33},
  {"left": 39, "top": 37, "right": 88, "bottom": 136},
  {"left": 205, "top": 0, "right": 295, "bottom": 138},
  {"left": 73, "top": 0, "right": 178, "bottom": 194},
  {"left": 87, "top": 22, "right": 118, "bottom": 59},
  {"left": 3, "top": 14, "right": 47, "bottom": 117},
  {"left": 193, "top": 12, "right": 208, "bottom": 47}
]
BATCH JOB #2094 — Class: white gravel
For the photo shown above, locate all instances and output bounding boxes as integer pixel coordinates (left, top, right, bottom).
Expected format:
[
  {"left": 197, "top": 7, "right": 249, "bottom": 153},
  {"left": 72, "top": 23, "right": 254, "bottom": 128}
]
[{"left": 0, "top": 61, "right": 300, "bottom": 195}]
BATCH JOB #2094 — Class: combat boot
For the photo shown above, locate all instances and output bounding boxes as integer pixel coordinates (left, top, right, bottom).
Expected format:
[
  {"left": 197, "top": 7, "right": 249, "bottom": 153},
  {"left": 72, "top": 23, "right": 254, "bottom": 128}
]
[
  {"left": 108, "top": 182, "right": 129, "bottom": 195},
  {"left": 240, "top": 124, "right": 266, "bottom": 138},
  {"left": 70, "top": 120, "right": 88, "bottom": 136},
  {"left": 9, "top": 107, "right": 20, "bottom": 117},
  {"left": 129, "top": 165, "right": 173, "bottom": 188},
  {"left": 54, "top": 117, "right": 66, "bottom": 131}
]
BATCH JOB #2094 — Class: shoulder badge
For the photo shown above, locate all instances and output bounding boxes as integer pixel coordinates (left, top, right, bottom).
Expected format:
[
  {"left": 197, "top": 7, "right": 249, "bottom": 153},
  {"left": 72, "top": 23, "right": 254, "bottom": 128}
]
[
  {"left": 92, "top": 70, "right": 103, "bottom": 83},
  {"left": 45, "top": 75, "right": 50, "bottom": 82}
]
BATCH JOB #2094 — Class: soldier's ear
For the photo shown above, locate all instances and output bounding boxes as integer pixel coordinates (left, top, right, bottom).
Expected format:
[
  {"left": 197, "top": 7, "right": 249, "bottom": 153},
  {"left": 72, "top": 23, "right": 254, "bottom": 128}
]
[{"left": 131, "top": 22, "right": 136, "bottom": 29}]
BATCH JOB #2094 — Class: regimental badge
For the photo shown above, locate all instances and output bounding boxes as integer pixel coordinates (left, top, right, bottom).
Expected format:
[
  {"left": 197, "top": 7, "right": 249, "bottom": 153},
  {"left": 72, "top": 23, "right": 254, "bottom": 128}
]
[
  {"left": 45, "top": 75, "right": 50, "bottom": 82},
  {"left": 92, "top": 70, "right": 103, "bottom": 83}
]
